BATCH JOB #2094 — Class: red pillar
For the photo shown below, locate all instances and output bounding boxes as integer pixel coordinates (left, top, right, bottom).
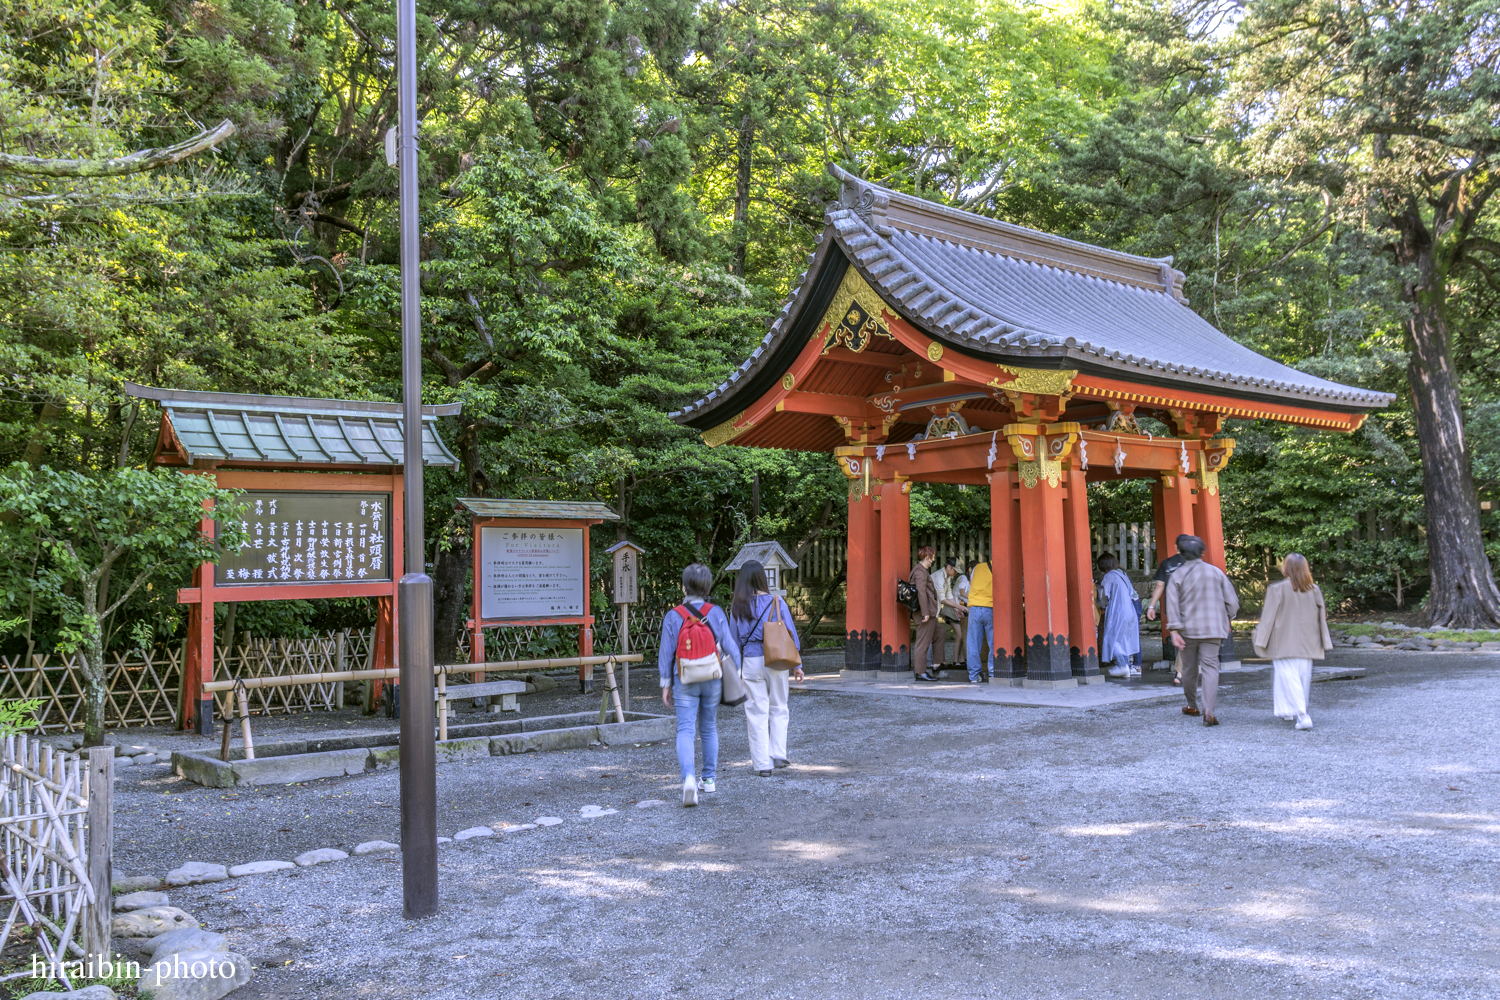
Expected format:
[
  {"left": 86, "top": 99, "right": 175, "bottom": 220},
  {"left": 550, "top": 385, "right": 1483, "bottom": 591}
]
[
  {"left": 878, "top": 477, "right": 911, "bottom": 674},
  {"left": 1160, "top": 471, "right": 1196, "bottom": 552},
  {"left": 182, "top": 499, "right": 216, "bottom": 734},
  {"left": 1062, "top": 468, "right": 1101, "bottom": 683},
  {"left": 989, "top": 470, "right": 1025, "bottom": 684},
  {"left": 374, "top": 595, "right": 394, "bottom": 711},
  {"left": 844, "top": 482, "right": 882, "bottom": 675},
  {"left": 1194, "top": 472, "right": 1226, "bottom": 571},
  {"left": 1017, "top": 464, "right": 1073, "bottom": 687}
]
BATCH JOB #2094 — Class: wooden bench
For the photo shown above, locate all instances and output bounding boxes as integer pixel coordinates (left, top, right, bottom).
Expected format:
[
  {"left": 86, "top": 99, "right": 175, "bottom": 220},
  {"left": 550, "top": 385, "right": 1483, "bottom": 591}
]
[{"left": 435, "top": 679, "right": 528, "bottom": 717}]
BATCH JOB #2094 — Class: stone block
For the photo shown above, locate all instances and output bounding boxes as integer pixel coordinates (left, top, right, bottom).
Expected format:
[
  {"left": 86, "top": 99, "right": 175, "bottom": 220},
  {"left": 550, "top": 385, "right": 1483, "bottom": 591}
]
[
  {"left": 369, "top": 746, "right": 402, "bottom": 769},
  {"left": 435, "top": 737, "right": 492, "bottom": 762},
  {"left": 597, "top": 716, "right": 675, "bottom": 745},
  {"left": 452, "top": 826, "right": 493, "bottom": 841},
  {"left": 146, "top": 928, "right": 229, "bottom": 963},
  {"left": 229, "top": 860, "right": 294, "bottom": 877},
  {"left": 137, "top": 949, "right": 252, "bottom": 1000},
  {"left": 490, "top": 726, "right": 597, "bottom": 756},
  {"left": 170, "top": 753, "right": 234, "bottom": 789},
  {"left": 19, "top": 986, "right": 118, "bottom": 1000},
  {"left": 114, "top": 875, "right": 165, "bottom": 893},
  {"left": 112, "top": 906, "right": 199, "bottom": 938},
  {"left": 294, "top": 848, "right": 348, "bottom": 867},
  {"left": 229, "top": 747, "right": 371, "bottom": 786},
  {"left": 354, "top": 840, "right": 399, "bottom": 854},
  {"left": 165, "top": 862, "right": 228, "bottom": 887},
  {"left": 115, "top": 890, "right": 170, "bottom": 911}
]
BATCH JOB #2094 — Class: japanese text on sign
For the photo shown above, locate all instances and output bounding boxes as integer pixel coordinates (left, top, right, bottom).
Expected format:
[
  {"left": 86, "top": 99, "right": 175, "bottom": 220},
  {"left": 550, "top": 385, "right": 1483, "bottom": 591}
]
[
  {"left": 216, "top": 491, "right": 391, "bottom": 586},
  {"left": 479, "top": 527, "right": 585, "bottom": 619}
]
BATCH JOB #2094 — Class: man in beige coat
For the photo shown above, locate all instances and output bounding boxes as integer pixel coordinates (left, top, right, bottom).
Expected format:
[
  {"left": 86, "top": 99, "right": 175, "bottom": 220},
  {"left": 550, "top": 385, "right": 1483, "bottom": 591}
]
[{"left": 1163, "top": 535, "right": 1239, "bottom": 725}]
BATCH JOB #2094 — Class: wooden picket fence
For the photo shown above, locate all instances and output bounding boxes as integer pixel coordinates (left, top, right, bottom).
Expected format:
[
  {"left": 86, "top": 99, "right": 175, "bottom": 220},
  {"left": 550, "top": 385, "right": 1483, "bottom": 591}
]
[
  {"left": 0, "top": 738, "right": 112, "bottom": 989},
  {"left": 1091, "top": 522, "right": 1157, "bottom": 574}
]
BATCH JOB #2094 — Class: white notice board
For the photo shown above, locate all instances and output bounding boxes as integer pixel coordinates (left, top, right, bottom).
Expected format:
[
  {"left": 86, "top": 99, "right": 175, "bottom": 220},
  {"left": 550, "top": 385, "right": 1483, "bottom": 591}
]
[{"left": 479, "top": 527, "right": 586, "bottom": 620}]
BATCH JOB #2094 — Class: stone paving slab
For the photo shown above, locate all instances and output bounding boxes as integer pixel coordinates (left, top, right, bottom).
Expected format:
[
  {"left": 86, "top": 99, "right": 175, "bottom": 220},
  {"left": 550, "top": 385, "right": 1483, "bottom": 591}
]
[
  {"left": 798, "top": 664, "right": 1366, "bottom": 708},
  {"left": 796, "top": 673, "right": 1184, "bottom": 708}
]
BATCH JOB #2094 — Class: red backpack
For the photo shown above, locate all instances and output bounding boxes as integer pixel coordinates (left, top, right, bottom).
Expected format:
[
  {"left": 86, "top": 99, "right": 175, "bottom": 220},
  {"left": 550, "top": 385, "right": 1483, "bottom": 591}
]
[{"left": 673, "top": 603, "right": 724, "bottom": 682}]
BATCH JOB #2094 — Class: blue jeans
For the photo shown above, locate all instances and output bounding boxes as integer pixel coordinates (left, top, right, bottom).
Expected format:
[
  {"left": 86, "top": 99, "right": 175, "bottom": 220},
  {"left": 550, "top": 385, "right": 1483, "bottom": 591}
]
[
  {"left": 673, "top": 678, "right": 721, "bottom": 783},
  {"left": 966, "top": 606, "right": 994, "bottom": 681}
]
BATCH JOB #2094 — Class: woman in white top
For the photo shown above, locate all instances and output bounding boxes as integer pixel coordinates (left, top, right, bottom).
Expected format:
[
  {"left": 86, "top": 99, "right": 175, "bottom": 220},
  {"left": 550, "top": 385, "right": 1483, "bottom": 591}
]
[{"left": 729, "top": 561, "right": 803, "bottom": 776}]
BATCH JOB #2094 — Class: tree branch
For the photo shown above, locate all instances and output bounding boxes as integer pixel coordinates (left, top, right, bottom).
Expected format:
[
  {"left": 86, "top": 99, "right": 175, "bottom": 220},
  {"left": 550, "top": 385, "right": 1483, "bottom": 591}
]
[{"left": 0, "top": 120, "right": 236, "bottom": 178}]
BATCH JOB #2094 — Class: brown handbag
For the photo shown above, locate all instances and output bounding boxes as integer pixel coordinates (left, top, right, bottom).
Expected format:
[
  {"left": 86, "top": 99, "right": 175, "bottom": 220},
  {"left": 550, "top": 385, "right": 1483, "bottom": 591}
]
[{"left": 763, "top": 597, "right": 802, "bottom": 671}]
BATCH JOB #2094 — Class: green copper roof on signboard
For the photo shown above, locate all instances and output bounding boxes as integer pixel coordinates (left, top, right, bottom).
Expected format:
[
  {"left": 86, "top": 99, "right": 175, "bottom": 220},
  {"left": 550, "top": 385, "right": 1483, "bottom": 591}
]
[
  {"left": 126, "top": 382, "right": 462, "bottom": 470},
  {"left": 457, "top": 498, "right": 620, "bottom": 520}
]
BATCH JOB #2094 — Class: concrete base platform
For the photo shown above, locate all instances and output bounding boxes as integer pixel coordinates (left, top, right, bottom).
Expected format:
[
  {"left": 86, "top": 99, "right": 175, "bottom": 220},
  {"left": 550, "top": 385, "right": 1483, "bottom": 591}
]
[
  {"left": 797, "top": 673, "right": 1183, "bottom": 709},
  {"left": 797, "top": 663, "right": 1365, "bottom": 709}
]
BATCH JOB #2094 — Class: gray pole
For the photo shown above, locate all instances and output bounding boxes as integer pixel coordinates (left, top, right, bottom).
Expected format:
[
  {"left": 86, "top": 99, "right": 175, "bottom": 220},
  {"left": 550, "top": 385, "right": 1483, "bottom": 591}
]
[{"left": 397, "top": 0, "right": 438, "bottom": 921}]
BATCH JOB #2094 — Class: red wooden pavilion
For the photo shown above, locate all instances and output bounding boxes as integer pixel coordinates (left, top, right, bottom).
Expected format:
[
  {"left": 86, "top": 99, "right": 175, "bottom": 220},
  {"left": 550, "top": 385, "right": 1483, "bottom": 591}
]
[{"left": 671, "top": 166, "right": 1394, "bottom": 687}]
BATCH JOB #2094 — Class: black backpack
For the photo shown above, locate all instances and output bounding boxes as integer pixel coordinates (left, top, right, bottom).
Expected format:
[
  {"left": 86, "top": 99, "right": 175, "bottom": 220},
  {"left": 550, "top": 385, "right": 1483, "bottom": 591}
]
[{"left": 895, "top": 577, "right": 921, "bottom": 613}]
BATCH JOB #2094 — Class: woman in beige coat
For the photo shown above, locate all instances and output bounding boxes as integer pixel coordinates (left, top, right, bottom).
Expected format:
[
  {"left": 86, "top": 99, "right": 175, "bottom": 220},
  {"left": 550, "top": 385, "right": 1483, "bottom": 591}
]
[{"left": 1251, "top": 554, "right": 1333, "bottom": 730}]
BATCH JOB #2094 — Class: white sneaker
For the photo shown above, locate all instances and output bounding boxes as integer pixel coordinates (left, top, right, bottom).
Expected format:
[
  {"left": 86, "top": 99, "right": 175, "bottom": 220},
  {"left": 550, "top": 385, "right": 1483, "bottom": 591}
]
[
  {"left": 1108, "top": 665, "right": 1130, "bottom": 678},
  {"left": 698, "top": 778, "right": 716, "bottom": 794},
  {"left": 1295, "top": 714, "right": 1313, "bottom": 730},
  {"left": 682, "top": 775, "right": 698, "bottom": 807}
]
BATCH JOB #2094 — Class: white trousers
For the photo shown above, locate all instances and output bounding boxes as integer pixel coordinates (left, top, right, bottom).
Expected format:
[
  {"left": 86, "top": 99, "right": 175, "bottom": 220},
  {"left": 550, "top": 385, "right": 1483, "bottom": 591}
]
[
  {"left": 1272, "top": 658, "right": 1312, "bottom": 718},
  {"left": 742, "top": 656, "right": 790, "bottom": 771}
]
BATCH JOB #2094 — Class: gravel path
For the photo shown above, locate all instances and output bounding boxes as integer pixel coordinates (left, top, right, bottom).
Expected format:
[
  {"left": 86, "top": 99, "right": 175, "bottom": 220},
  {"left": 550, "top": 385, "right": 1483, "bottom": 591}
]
[{"left": 112, "top": 651, "right": 1500, "bottom": 999}]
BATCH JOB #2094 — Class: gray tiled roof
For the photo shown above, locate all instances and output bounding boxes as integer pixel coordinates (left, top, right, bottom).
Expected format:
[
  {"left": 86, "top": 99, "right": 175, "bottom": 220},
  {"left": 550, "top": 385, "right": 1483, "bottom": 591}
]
[
  {"left": 673, "top": 166, "right": 1393, "bottom": 426},
  {"left": 457, "top": 498, "right": 620, "bottom": 520},
  {"left": 125, "top": 383, "right": 462, "bottom": 469},
  {"left": 723, "top": 541, "right": 798, "bottom": 571}
]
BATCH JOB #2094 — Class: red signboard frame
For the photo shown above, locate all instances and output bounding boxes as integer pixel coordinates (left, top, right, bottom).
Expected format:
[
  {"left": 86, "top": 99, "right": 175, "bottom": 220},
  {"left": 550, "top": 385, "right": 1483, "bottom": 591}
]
[
  {"left": 176, "top": 469, "right": 404, "bottom": 733},
  {"left": 467, "top": 516, "right": 604, "bottom": 691}
]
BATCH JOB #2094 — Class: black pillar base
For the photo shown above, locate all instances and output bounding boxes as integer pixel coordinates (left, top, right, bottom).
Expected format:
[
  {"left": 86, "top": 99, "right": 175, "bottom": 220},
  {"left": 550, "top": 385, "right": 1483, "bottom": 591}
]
[
  {"left": 197, "top": 698, "right": 214, "bottom": 737},
  {"left": 845, "top": 630, "right": 881, "bottom": 671},
  {"left": 1023, "top": 634, "right": 1074, "bottom": 685},
  {"left": 1071, "top": 644, "right": 1101, "bottom": 681},
  {"left": 992, "top": 646, "right": 1026, "bottom": 683},
  {"left": 880, "top": 642, "right": 910, "bottom": 672}
]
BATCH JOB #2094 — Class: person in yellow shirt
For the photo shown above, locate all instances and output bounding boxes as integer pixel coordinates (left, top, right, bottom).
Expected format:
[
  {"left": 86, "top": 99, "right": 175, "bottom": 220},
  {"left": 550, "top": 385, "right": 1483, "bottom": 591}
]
[{"left": 965, "top": 560, "right": 993, "bottom": 682}]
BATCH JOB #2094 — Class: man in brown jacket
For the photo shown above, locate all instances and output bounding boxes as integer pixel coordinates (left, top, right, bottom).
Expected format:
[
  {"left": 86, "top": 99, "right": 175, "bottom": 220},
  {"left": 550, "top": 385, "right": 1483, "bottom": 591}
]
[
  {"left": 1163, "top": 535, "right": 1239, "bottom": 725},
  {"left": 910, "top": 546, "right": 942, "bottom": 682}
]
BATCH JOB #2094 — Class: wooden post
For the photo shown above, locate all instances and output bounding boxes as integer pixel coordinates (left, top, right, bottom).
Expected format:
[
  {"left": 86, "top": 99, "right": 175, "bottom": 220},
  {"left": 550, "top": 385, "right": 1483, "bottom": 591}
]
[
  {"left": 236, "top": 683, "right": 254, "bottom": 760},
  {"left": 335, "top": 629, "right": 347, "bottom": 711},
  {"left": 604, "top": 657, "right": 625, "bottom": 724},
  {"left": 1063, "top": 468, "right": 1101, "bottom": 683},
  {"left": 1017, "top": 462, "right": 1074, "bottom": 687},
  {"left": 1159, "top": 471, "right": 1196, "bottom": 551},
  {"left": 84, "top": 747, "right": 113, "bottom": 972},
  {"left": 618, "top": 604, "right": 631, "bottom": 712},
  {"left": 877, "top": 478, "right": 911, "bottom": 675},
  {"left": 1194, "top": 472, "right": 1226, "bottom": 571},
  {"left": 844, "top": 482, "right": 881, "bottom": 675},
  {"left": 988, "top": 470, "right": 1025, "bottom": 683},
  {"left": 437, "top": 667, "right": 448, "bottom": 742}
]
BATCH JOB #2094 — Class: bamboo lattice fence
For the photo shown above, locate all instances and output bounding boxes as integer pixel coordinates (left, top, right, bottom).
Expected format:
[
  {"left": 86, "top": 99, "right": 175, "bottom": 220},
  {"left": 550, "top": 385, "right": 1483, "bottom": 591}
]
[
  {"left": 0, "top": 630, "right": 375, "bottom": 733},
  {"left": 0, "top": 738, "right": 111, "bottom": 989}
]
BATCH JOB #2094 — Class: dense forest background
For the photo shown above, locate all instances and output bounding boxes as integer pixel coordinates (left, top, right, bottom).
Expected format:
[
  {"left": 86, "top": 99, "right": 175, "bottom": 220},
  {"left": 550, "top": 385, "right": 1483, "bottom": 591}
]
[{"left": 4, "top": 0, "right": 1499, "bottom": 657}]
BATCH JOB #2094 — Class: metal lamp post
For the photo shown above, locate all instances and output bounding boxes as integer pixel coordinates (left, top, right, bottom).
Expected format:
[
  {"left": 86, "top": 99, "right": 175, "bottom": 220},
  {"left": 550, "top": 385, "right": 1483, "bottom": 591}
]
[{"left": 396, "top": 0, "right": 438, "bottom": 920}]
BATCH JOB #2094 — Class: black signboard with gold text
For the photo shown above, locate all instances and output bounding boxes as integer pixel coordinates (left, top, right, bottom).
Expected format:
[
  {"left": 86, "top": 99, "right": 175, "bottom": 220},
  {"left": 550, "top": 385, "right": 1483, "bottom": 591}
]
[{"left": 215, "top": 491, "right": 390, "bottom": 586}]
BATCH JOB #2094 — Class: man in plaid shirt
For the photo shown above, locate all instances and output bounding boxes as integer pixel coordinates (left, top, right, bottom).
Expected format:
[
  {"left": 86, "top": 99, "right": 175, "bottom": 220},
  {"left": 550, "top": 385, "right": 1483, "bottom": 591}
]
[{"left": 1164, "top": 535, "right": 1240, "bottom": 726}]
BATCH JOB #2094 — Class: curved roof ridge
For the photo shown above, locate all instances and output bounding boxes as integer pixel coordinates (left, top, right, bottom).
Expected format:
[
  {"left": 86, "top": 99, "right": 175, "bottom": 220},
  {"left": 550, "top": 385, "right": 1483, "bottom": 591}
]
[{"left": 828, "top": 163, "right": 1189, "bottom": 300}]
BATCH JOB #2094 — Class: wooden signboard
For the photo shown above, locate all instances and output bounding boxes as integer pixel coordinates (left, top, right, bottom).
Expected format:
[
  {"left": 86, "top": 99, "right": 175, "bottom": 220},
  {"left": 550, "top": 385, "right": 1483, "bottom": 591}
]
[{"left": 459, "top": 499, "right": 620, "bottom": 692}]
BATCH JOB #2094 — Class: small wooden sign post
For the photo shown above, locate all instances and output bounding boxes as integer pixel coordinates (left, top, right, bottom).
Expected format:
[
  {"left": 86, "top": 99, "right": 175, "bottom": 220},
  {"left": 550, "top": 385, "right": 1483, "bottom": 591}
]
[{"left": 606, "top": 540, "right": 645, "bottom": 711}]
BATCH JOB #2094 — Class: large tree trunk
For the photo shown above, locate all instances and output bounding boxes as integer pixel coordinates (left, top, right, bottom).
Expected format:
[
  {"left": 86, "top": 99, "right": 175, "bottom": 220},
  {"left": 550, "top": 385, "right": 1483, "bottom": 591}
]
[
  {"left": 432, "top": 539, "right": 471, "bottom": 666},
  {"left": 1402, "top": 242, "right": 1500, "bottom": 627},
  {"left": 732, "top": 114, "right": 754, "bottom": 278}
]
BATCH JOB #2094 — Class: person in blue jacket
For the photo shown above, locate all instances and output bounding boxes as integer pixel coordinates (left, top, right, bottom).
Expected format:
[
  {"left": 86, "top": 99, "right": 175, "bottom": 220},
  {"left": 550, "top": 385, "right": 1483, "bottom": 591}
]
[{"left": 658, "top": 563, "right": 741, "bottom": 807}]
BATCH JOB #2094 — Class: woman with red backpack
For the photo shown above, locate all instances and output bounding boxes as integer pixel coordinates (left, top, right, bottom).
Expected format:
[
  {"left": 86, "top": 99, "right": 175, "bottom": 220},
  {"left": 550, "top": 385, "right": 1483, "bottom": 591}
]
[{"left": 658, "top": 563, "right": 742, "bottom": 807}]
